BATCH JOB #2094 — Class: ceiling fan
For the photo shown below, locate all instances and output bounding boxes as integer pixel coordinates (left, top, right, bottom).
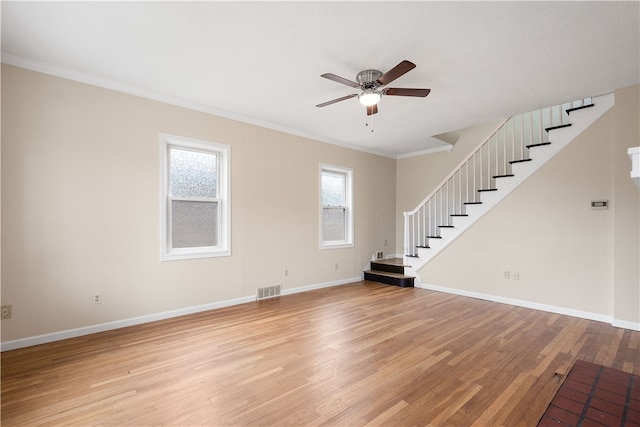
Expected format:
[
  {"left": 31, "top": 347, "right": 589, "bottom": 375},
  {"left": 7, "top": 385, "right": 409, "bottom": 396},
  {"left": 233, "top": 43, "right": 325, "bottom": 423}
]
[{"left": 316, "top": 60, "right": 431, "bottom": 116}]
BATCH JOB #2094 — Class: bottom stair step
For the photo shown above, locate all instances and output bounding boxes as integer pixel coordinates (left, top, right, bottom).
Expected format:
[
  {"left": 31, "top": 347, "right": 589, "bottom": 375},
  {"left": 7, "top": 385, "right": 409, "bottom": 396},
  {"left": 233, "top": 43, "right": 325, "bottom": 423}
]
[{"left": 364, "top": 270, "right": 415, "bottom": 288}]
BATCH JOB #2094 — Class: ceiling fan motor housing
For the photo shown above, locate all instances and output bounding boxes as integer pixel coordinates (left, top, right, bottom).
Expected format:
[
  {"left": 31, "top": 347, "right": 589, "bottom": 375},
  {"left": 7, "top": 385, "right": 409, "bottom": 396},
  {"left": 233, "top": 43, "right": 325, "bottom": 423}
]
[{"left": 357, "top": 69, "right": 383, "bottom": 88}]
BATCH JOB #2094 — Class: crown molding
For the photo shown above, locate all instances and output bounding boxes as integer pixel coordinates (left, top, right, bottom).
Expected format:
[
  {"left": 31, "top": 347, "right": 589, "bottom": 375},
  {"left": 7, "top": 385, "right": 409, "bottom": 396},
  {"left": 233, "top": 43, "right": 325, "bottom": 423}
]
[{"left": 2, "top": 53, "right": 399, "bottom": 159}]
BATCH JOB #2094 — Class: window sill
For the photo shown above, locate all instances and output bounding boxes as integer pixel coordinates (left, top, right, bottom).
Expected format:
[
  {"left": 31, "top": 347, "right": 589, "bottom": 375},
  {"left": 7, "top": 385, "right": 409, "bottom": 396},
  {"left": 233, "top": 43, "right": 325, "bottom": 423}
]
[
  {"left": 320, "top": 242, "right": 354, "bottom": 250},
  {"left": 161, "top": 248, "right": 231, "bottom": 261}
]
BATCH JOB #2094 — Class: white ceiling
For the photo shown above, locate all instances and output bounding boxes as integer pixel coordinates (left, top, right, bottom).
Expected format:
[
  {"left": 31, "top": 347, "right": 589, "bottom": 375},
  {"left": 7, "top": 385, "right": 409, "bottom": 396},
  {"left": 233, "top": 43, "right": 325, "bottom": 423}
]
[{"left": 2, "top": 1, "right": 639, "bottom": 158}]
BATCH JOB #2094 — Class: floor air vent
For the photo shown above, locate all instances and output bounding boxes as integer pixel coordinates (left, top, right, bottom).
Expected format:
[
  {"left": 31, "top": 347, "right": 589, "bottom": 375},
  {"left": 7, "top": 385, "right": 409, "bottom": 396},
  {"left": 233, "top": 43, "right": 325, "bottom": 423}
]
[{"left": 257, "top": 284, "right": 281, "bottom": 301}]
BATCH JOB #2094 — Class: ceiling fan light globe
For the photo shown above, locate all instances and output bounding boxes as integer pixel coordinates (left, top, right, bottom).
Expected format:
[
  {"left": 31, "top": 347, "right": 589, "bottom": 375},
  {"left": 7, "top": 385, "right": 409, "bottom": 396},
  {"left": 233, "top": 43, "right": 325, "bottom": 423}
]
[{"left": 359, "top": 90, "right": 381, "bottom": 107}]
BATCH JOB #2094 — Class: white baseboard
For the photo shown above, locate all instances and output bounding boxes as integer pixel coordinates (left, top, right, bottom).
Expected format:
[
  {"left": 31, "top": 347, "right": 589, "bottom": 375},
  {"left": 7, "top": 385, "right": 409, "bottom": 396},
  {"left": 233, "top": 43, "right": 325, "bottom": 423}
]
[
  {"left": 612, "top": 318, "right": 640, "bottom": 331},
  {"left": 0, "top": 277, "right": 360, "bottom": 352},
  {"left": 281, "top": 277, "right": 360, "bottom": 296},
  {"left": 416, "top": 282, "right": 617, "bottom": 326}
]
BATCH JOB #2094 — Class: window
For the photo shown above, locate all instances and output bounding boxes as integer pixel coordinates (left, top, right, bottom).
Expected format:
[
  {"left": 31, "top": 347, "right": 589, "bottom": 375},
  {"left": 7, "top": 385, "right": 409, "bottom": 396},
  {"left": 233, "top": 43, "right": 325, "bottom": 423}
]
[
  {"left": 160, "top": 134, "right": 230, "bottom": 260},
  {"left": 320, "top": 164, "right": 353, "bottom": 248}
]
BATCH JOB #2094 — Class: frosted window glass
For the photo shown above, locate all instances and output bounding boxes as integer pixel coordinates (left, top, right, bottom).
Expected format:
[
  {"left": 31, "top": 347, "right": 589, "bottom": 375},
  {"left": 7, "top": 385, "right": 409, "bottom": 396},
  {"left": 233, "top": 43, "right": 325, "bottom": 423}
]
[
  {"left": 171, "top": 200, "right": 218, "bottom": 248},
  {"left": 170, "top": 148, "right": 217, "bottom": 198},
  {"left": 322, "top": 171, "right": 346, "bottom": 206},
  {"left": 322, "top": 207, "right": 346, "bottom": 241}
]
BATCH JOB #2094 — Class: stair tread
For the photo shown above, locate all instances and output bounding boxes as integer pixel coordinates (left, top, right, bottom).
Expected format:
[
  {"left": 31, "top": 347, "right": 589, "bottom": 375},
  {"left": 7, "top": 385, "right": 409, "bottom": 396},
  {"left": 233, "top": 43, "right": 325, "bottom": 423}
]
[
  {"left": 371, "top": 258, "right": 409, "bottom": 267},
  {"left": 493, "top": 174, "right": 515, "bottom": 178},
  {"left": 450, "top": 214, "right": 469, "bottom": 217},
  {"left": 364, "top": 270, "right": 414, "bottom": 279},
  {"left": 509, "top": 158, "right": 532, "bottom": 164},
  {"left": 464, "top": 201, "right": 483, "bottom": 205},
  {"left": 426, "top": 235, "right": 442, "bottom": 239},
  {"left": 566, "top": 104, "right": 594, "bottom": 114},
  {"left": 545, "top": 123, "right": 572, "bottom": 132},
  {"left": 478, "top": 188, "right": 498, "bottom": 192},
  {"left": 438, "top": 225, "right": 454, "bottom": 228},
  {"left": 526, "top": 142, "right": 552, "bottom": 148}
]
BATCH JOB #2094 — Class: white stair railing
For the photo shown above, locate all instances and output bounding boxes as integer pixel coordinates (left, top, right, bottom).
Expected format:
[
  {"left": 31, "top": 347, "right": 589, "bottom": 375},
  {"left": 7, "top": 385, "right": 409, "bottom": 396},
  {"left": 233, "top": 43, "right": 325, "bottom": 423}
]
[{"left": 404, "top": 98, "right": 592, "bottom": 257}]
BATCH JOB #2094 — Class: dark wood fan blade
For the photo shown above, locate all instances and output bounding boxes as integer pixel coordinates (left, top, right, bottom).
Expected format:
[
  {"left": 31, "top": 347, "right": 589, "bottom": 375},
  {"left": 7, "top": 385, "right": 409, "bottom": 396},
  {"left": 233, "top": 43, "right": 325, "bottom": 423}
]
[
  {"left": 320, "top": 73, "right": 360, "bottom": 88},
  {"left": 366, "top": 104, "right": 378, "bottom": 116},
  {"left": 316, "top": 93, "right": 358, "bottom": 108},
  {"left": 376, "top": 60, "right": 416, "bottom": 86},
  {"left": 383, "top": 88, "right": 431, "bottom": 97}
]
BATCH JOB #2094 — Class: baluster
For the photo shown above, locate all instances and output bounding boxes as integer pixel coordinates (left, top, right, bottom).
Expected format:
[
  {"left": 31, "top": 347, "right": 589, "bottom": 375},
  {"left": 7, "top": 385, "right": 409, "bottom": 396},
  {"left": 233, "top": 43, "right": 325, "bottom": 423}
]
[
  {"left": 421, "top": 206, "right": 424, "bottom": 248},
  {"left": 520, "top": 114, "right": 525, "bottom": 161},
  {"left": 527, "top": 112, "right": 532, "bottom": 158},
  {"left": 430, "top": 197, "right": 434, "bottom": 237},
  {"left": 439, "top": 188, "right": 443, "bottom": 231},
  {"left": 457, "top": 170, "right": 461, "bottom": 213},
  {"left": 486, "top": 140, "right": 490, "bottom": 186},
  {"left": 404, "top": 213, "right": 408, "bottom": 255},
  {"left": 427, "top": 197, "right": 433, "bottom": 241},
  {"left": 495, "top": 133, "right": 499, "bottom": 178},
  {"left": 512, "top": 116, "right": 517, "bottom": 164},
  {"left": 414, "top": 213, "right": 417, "bottom": 255},
  {"left": 441, "top": 187, "right": 443, "bottom": 226},
  {"left": 459, "top": 166, "right": 463, "bottom": 213},
  {"left": 416, "top": 208, "right": 420, "bottom": 249},
  {"left": 538, "top": 110, "right": 543, "bottom": 147},
  {"left": 409, "top": 214, "right": 416, "bottom": 255},
  {"left": 455, "top": 171, "right": 460, "bottom": 214},
  {"left": 422, "top": 206, "right": 424, "bottom": 246},
  {"left": 479, "top": 148, "right": 483, "bottom": 191},
  {"left": 465, "top": 160, "right": 469, "bottom": 205},
  {"left": 451, "top": 173, "right": 456, "bottom": 216},
  {"left": 504, "top": 122, "right": 508, "bottom": 176},
  {"left": 473, "top": 152, "right": 476, "bottom": 201},
  {"left": 511, "top": 118, "right": 515, "bottom": 173},
  {"left": 445, "top": 180, "right": 449, "bottom": 224}
]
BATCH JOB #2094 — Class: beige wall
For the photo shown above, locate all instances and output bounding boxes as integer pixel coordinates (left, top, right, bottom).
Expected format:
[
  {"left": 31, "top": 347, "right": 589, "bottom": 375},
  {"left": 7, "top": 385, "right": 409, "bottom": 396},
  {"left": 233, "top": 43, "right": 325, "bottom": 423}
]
[
  {"left": 399, "top": 84, "right": 639, "bottom": 324},
  {"left": 612, "top": 84, "right": 640, "bottom": 325},
  {"left": 1, "top": 65, "right": 397, "bottom": 342}
]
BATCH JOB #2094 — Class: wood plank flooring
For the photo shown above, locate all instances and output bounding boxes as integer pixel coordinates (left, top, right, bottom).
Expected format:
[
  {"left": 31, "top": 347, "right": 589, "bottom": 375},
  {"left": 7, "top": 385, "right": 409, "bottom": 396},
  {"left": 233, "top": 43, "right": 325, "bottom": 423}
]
[{"left": 2, "top": 281, "right": 639, "bottom": 426}]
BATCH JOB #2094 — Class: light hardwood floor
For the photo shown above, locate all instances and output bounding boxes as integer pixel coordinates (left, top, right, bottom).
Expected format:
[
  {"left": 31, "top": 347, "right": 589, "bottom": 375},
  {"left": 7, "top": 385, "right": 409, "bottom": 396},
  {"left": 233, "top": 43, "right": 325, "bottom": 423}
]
[{"left": 2, "top": 281, "right": 639, "bottom": 426}]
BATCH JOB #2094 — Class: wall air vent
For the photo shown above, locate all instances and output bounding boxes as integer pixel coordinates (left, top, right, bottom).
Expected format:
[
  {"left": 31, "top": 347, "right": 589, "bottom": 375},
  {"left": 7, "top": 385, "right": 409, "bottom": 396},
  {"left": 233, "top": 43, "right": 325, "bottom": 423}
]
[{"left": 257, "top": 284, "right": 282, "bottom": 301}]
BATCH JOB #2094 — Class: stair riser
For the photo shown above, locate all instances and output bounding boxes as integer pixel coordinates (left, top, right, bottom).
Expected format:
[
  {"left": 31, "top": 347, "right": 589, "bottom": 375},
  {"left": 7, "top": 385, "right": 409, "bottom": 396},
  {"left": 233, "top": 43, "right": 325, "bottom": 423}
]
[
  {"left": 370, "top": 262, "right": 405, "bottom": 275},
  {"left": 364, "top": 271, "right": 414, "bottom": 288}
]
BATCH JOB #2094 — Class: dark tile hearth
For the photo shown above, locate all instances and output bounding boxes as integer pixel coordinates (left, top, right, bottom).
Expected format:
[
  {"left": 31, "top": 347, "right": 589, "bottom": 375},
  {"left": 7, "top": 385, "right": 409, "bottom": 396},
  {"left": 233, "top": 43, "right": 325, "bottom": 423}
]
[{"left": 537, "top": 360, "right": 639, "bottom": 427}]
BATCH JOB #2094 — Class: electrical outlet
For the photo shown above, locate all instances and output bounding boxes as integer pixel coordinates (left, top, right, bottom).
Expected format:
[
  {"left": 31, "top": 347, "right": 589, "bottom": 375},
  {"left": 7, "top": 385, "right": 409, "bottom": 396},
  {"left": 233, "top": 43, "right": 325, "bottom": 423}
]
[
  {"left": 512, "top": 272, "right": 520, "bottom": 281},
  {"left": 284, "top": 269, "right": 289, "bottom": 277},
  {"left": 93, "top": 292, "right": 102, "bottom": 304},
  {"left": 335, "top": 263, "right": 339, "bottom": 270},
  {"left": 504, "top": 271, "right": 510, "bottom": 279},
  {"left": 1, "top": 305, "right": 12, "bottom": 319}
]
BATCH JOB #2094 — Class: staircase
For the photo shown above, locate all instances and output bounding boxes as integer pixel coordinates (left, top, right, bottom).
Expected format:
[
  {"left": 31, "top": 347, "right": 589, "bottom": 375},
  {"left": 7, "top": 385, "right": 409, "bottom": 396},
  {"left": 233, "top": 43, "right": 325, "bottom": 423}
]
[
  {"left": 399, "top": 93, "right": 615, "bottom": 285},
  {"left": 364, "top": 258, "right": 415, "bottom": 287}
]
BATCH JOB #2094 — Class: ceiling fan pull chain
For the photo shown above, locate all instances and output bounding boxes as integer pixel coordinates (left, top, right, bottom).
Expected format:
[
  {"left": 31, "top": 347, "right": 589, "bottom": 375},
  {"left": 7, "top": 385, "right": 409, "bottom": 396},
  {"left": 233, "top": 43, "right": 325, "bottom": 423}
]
[{"left": 365, "top": 114, "right": 374, "bottom": 133}]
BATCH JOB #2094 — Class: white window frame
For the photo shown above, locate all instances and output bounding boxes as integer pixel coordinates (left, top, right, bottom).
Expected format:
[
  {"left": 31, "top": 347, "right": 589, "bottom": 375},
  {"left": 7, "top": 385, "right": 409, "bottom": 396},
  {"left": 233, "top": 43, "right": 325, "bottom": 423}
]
[
  {"left": 320, "top": 164, "right": 354, "bottom": 249},
  {"left": 160, "top": 133, "right": 230, "bottom": 261}
]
